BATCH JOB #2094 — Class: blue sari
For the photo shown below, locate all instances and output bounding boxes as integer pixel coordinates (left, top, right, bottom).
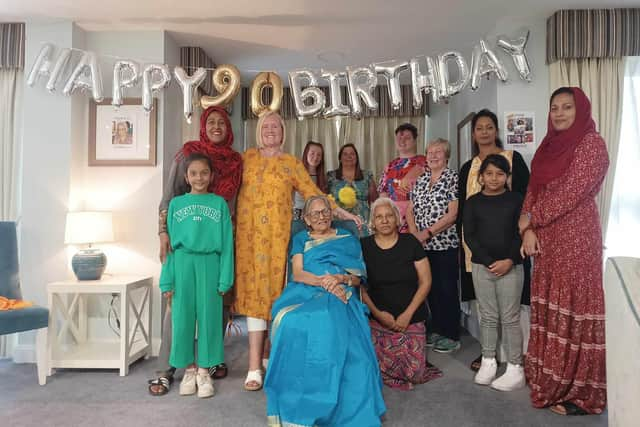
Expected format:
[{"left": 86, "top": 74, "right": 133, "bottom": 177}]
[{"left": 265, "top": 229, "right": 386, "bottom": 427}]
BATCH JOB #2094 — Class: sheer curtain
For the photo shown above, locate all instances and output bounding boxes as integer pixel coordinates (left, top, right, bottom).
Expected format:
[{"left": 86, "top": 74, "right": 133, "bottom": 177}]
[
  {"left": 0, "top": 69, "right": 23, "bottom": 359},
  {"left": 606, "top": 57, "right": 640, "bottom": 258},
  {"left": 243, "top": 116, "right": 426, "bottom": 179}
]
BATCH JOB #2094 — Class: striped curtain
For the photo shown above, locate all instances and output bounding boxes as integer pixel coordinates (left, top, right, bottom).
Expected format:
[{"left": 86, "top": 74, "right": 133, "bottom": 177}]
[
  {"left": 179, "top": 47, "right": 216, "bottom": 96},
  {"left": 241, "top": 85, "right": 429, "bottom": 120},
  {"left": 547, "top": 9, "right": 640, "bottom": 63},
  {"left": 0, "top": 23, "right": 25, "bottom": 70}
]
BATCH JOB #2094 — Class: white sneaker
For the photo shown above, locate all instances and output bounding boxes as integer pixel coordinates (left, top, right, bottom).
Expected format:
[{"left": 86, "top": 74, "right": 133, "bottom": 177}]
[
  {"left": 491, "top": 363, "right": 525, "bottom": 391},
  {"left": 179, "top": 369, "right": 197, "bottom": 395},
  {"left": 196, "top": 371, "right": 215, "bottom": 398},
  {"left": 474, "top": 357, "right": 497, "bottom": 385}
]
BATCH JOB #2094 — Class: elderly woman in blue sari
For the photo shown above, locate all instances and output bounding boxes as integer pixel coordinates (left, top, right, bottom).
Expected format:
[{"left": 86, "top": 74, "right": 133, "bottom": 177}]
[{"left": 265, "top": 195, "right": 386, "bottom": 427}]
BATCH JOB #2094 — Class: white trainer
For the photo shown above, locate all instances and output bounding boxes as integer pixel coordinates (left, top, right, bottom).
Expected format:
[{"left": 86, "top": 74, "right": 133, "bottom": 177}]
[
  {"left": 491, "top": 363, "right": 525, "bottom": 391},
  {"left": 474, "top": 357, "right": 497, "bottom": 385},
  {"left": 179, "top": 368, "right": 197, "bottom": 395},
  {"left": 196, "top": 371, "right": 215, "bottom": 398}
]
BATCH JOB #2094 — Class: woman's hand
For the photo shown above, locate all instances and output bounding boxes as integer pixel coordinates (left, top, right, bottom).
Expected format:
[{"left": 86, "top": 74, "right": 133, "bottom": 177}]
[
  {"left": 163, "top": 290, "right": 173, "bottom": 308},
  {"left": 394, "top": 311, "right": 412, "bottom": 332},
  {"left": 488, "top": 259, "right": 513, "bottom": 277},
  {"left": 320, "top": 274, "right": 339, "bottom": 288},
  {"left": 159, "top": 232, "right": 171, "bottom": 263},
  {"left": 520, "top": 229, "right": 541, "bottom": 257},
  {"left": 376, "top": 311, "right": 396, "bottom": 330},
  {"left": 321, "top": 277, "right": 347, "bottom": 303},
  {"left": 334, "top": 207, "right": 363, "bottom": 230}
]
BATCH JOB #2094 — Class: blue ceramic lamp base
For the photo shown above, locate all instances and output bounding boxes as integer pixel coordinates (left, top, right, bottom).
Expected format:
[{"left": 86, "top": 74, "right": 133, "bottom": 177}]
[{"left": 72, "top": 249, "right": 107, "bottom": 280}]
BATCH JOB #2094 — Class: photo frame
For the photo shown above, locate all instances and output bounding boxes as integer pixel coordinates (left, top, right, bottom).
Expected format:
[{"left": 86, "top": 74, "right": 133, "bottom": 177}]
[
  {"left": 89, "top": 98, "right": 157, "bottom": 166},
  {"left": 457, "top": 112, "right": 475, "bottom": 169}
]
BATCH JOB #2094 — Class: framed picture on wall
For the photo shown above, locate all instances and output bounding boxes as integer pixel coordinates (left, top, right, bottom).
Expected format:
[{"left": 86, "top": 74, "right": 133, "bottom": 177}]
[
  {"left": 457, "top": 112, "right": 475, "bottom": 169},
  {"left": 89, "top": 98, "right": 157, "bottom": 166}
]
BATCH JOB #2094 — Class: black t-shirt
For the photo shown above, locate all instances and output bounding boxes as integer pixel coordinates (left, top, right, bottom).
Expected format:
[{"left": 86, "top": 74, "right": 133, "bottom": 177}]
[
  {"left": 462, "top": 191, "right": 523, "bottom": 267},
  {"left": 361, "top": 233, "right": 428, "bottom": 324}
]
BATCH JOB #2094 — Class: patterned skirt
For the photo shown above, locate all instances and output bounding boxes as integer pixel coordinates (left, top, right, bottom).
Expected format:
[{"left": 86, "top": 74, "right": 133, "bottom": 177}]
[{"left": 369, "top": 319, "right": 442, "bottom": 390}]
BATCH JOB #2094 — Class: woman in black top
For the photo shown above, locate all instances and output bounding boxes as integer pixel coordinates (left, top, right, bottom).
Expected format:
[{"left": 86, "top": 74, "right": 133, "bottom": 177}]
[{"left": 361, "top": 197, "right": 442, "bottom": 390}]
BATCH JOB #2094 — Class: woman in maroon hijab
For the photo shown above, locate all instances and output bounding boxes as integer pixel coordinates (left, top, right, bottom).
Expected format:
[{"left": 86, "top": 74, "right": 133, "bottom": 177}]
[
  {"left": 149, "top": 106, "right": 242, "bottom": 395},
  {"left": 520, "top": 87, "right": 609, "bottom": 416}
]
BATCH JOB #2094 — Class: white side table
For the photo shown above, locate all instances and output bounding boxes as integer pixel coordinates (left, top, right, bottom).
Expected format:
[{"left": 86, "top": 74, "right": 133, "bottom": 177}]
[{"left": 47, "top": 275, "right": 152, "bottom": 377}]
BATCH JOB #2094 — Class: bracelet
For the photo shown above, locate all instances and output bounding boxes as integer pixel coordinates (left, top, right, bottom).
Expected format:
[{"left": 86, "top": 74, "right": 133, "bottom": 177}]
[
  {"left": 520, "top": 224, "right": 534, "bottom": 238},
  {"left": 426, "top": 229, "right": 434, "bottom": 239},
  {"left": 347, "top": 274, "right": 353, "bottom": 287}
]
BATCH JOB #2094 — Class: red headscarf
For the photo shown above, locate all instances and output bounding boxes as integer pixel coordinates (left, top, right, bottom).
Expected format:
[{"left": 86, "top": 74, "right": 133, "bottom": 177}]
[
  {"left": 529, "top": 87, "right": 596, "bottom": 195},
  {"left": 179, "top": 106, "right": 243, "bottom": 202}
]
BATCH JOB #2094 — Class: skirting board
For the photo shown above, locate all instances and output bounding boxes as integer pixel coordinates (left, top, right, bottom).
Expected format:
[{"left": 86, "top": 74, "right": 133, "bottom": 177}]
[{"left": 11, "top": 338, "right": 162, "bottom": 364}]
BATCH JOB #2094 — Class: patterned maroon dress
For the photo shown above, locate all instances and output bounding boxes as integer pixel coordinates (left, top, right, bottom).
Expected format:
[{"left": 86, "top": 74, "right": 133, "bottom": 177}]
[{"left": 523, "top": 132, "right": 609, "bottom": 414}]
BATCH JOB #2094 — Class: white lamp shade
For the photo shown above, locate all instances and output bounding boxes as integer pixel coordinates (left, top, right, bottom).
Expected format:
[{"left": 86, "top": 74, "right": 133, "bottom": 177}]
[{"left": 64, "top": 211, "right": 114, "bottom": 245}]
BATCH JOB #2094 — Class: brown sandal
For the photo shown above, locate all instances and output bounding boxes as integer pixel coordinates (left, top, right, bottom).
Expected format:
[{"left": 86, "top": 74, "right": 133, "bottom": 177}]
[
  {"left": 470, "top": 354, "right": 482, "bottom": 372},
  {"left": 549, "top": 402, "right": 589, "bottom": 416}
]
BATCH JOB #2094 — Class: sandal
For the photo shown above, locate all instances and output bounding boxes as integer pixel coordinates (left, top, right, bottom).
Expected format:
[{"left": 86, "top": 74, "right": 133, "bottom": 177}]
[
  {"left": 549, "top": 402, "right": 589, "bottom": 416},
  {"left": 209, "top": 363, "right": 229, "bottom": 379},
  {"left": 244, "top": 369, "right": 263, "bottom": 391},
  {"left": 148, "top": 375, "right": 174, "bottom": 396},
  {"left": 470, "top": 354, "right": 482, "bottom": 372}
]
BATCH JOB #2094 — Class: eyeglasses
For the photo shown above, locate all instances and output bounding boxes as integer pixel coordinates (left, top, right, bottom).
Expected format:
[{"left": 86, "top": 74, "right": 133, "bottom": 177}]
[{"left": 307, "top": 208, "right": 332, "bottom": 219}]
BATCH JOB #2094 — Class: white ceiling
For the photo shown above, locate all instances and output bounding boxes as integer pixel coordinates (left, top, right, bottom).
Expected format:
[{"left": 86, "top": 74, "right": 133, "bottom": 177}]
[{"left": 1, "top": 0, "right": 636, "bottom": 79}]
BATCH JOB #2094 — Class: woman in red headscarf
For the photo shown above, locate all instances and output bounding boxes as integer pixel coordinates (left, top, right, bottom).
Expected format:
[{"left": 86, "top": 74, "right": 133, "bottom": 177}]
[
  {"left": 149, "top": 106, "right": 242, "bottom": 396},
  {"left": 519, "top": 87, "right": 609, "bottom": 416}
]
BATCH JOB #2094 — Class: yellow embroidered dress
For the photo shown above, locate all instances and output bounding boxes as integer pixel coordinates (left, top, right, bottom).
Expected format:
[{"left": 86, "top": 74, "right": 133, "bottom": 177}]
[{"left": 234, "top": 148, "right": 332, "bottom": 319}]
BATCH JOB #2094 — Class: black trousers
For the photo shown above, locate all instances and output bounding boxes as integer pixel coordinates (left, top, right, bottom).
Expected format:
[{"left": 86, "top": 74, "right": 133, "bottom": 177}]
[{"left": 425, "top": 248, "right": 460, "bottom": 341}]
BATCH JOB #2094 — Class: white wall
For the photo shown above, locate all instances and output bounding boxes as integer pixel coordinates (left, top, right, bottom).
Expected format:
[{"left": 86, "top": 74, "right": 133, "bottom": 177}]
[
  {"left": 493, "top": 17, "right": 550, "bottom": 166},
  {"left": 447, "top": 79, "right": 498, "bottom": 167},
  {"left": 431, "top": 16, "right": 550, "bottom": 169},
  {"left": 16, "top": 22, "right": 86, "bottom": 361},
  {"left": 17, "top": 24, "right": 182, "bottom": 360}
]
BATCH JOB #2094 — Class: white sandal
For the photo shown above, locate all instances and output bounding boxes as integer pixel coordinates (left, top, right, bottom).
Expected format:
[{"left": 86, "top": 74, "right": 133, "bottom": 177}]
[{"left": 244, "top": 369, "right": 263, "bottom": 391}]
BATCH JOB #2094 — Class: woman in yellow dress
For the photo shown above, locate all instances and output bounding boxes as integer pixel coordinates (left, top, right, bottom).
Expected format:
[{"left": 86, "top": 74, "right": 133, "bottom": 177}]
[{"left": 234, "top": 112, "right": 361, "bottom": 391}]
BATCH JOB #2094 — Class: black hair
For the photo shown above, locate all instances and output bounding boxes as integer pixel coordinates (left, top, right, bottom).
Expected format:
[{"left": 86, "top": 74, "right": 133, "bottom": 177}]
[
  {"left": 479, "top": 154, "right": 511, "bottom": 189},
  {"left": 185, "top": 152, "right": 213, "bottom": 171},
  {"left": 471, "top": 109, "right": 504, "bottom": 156},
  {"left": 550, "top": 87, "right": 574, "bottom": 104},
  {"left": 336, "top": 143, "right": 364, "bottom": 181},
  {"left": 394, "top": 122, "right": 418, "bottom": 139}
]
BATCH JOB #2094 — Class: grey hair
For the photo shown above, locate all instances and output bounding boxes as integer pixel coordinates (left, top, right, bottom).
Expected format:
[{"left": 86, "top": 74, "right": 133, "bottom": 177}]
[
  {"left": 369, "top": 197, "right": 401, "bottom": 233},
  {"left": 426, "top": 138, "right": 451, "bottom": 160},
  {"left": 303, "top": 195, "right": 332, "bottom": 218}
]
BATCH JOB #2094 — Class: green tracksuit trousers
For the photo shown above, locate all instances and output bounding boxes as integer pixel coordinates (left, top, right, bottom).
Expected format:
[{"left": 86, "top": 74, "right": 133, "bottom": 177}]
[{"left": 170, "top": 249, "right": 224, "bottom": 368}]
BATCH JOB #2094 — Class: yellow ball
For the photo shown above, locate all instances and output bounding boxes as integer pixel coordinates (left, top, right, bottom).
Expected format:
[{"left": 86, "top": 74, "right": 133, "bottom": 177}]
[{"left": 338, "top": 186, "right": 357, "bottom": 209}]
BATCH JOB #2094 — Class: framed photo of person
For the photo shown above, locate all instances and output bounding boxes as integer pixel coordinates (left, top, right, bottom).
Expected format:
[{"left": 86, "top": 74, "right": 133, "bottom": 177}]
[{"left": 89, "top": 98, "right": 157, "bottom": 166}]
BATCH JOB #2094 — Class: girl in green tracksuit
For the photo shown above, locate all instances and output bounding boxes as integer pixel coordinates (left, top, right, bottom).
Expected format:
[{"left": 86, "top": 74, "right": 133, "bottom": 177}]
[{"left": 159, "top": 153, "right": 234, "bottom": 398}]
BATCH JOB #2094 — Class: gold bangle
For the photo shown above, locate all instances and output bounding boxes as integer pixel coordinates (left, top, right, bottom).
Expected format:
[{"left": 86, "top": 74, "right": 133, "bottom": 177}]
[{"left": 347, "top": 275, "right": 353, "bottom": 287}]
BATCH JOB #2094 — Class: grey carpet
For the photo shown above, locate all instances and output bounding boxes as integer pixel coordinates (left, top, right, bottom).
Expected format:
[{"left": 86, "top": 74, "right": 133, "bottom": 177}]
[{"left": 0, "top": 333, "right": 607, "bottom": 427}]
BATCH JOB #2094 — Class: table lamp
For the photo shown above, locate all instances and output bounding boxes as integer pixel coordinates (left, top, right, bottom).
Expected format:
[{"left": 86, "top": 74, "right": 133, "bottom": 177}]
[{"left": 64, "top": 211, "right": 114, "bottom": 280}]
